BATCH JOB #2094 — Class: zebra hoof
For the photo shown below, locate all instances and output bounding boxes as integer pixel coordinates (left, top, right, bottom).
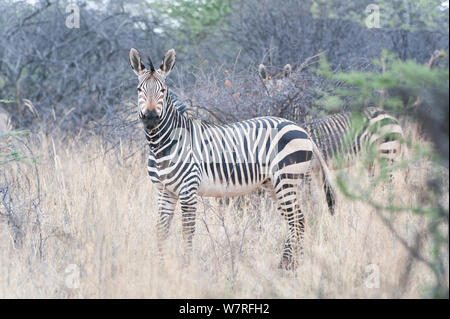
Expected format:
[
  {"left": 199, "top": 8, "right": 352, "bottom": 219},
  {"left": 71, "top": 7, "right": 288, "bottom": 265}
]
[
  {"left": 330, "top": 206, "right": 337, "bottom": 216},
  {"left": 181, "top": 251, "right": 193, "bottom": 268},
  {"left": 182, "top": 258, "right": 192, "bottom": 268},
  {"left": 278, "top": 256, "right": 297, "bottom": 271}
]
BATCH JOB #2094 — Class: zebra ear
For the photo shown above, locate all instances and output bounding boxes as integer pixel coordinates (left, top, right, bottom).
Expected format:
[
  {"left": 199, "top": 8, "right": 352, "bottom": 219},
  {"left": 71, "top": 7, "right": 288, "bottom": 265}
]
[
  {"left": 283, "top": 64, "right": 292, "bottom": 78},
  {"left": 161, "top": 48, "right": 176, "bottom": 76},
  {"left": 258, "top": 64, "right": 269, "bottom": 80},
  {"left": 129, "top": 48, "right": 146, "bottom": 76}
]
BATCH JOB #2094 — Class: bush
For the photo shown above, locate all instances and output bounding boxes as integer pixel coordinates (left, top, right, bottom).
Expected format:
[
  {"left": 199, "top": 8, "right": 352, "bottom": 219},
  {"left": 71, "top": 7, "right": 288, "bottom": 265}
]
[{"left": 318, "top": 50, "right": 449, "bottom": 298}]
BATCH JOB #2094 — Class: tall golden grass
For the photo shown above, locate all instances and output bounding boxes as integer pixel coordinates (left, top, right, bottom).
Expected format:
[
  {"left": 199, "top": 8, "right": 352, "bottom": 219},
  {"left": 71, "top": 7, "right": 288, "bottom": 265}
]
[{"left": 0, "top": 122, "right": 447, "bottom": 298}]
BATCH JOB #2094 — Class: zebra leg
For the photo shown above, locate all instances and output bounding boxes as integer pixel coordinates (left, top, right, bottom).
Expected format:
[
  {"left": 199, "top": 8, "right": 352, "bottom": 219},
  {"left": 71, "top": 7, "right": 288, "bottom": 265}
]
[
  {"left": 366, "top": 160, "right": 376, "bottom": 179},
  {"left": 156, "top": 191, "right": 177, "bottom": 263},
  {"left": 303, "top": 171, "right": 313, "bottom": 198},
  {"left": 370, "top": 157, "right": 396, "bottom": 183},
  {"left": 275, "top": 186, "right": 305, "bottom": 270},
  {"left": 179, "top": 190, "right": 198, "bottom": 265},
  {"left": 321, "top": 172, "right": 336, "bottom": 215}
]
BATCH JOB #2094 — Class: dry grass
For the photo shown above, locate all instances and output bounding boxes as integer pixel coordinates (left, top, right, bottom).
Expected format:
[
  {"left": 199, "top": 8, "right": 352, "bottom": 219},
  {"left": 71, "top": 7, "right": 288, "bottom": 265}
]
[{"left": 0, "top": 123, "right": 447, "bottom": 298}]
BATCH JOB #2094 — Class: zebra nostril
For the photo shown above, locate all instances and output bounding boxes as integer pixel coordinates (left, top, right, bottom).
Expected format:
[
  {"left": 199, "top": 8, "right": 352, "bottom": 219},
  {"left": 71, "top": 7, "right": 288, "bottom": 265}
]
[
  {"left": 140, "top": 110, "right": 159, "bottom": 127},
  {"left": 144, "top": 111, "right": 155, "bottom": 119}
]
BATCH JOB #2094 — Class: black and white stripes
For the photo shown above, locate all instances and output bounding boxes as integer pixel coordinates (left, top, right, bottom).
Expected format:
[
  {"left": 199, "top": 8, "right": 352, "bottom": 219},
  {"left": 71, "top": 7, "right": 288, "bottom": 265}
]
[
  {"left": 258, "top": 63, "right": 405, "bottom": 171},
  {"left": 304, "top": 108, "right": 404, "bottom": 170},
  {"left": 129, "top": 48, "right": 336, "bottom": 269}
]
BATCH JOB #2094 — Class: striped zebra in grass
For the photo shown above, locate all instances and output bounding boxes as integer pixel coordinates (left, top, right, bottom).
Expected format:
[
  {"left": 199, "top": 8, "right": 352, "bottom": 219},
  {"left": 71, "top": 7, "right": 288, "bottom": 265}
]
[
  {"left": 258, "top": 64, "right": 404, "bottom": 173},
  {"left": 129, "top": 48, "right": 336, "bottom": 269},
  {"left": 303, "top": 109, "right": 404, "bottom": 173}
]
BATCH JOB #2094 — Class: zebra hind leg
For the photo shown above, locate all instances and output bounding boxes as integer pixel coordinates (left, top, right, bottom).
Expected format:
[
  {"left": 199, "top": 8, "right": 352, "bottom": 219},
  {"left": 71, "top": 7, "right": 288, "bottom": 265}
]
[
  {"left": 275, "top": 186, "right": 305, "bottom": 271},
  {"left": 322, "top": 172, "right": 336, "bottom": 215}
]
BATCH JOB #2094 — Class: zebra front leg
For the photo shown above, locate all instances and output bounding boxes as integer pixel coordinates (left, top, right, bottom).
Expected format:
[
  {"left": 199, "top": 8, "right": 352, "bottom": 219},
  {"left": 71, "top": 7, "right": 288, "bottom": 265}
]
[
  {"left": 179, "top": 190, "right": 198, "bottom": 266},
  {"left": 156, "top": 191, "right": 177, "bottom": 263}
]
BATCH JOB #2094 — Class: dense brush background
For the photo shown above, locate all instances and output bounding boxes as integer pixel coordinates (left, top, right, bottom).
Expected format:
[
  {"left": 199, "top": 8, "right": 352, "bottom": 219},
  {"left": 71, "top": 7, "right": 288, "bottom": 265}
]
[{"left": 0, "top": 0, "right": 448, "bottom": 298}]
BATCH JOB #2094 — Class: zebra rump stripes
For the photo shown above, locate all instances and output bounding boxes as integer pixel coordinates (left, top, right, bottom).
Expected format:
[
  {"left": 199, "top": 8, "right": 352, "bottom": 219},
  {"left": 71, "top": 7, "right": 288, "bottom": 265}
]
[
  {"left": 304, "top": 108, "right": 404, "bottom": 170},
  {"left": 129, "top": 48, "right": 336, "bottom": 269},
  {"left": 258, "top": 63, "right": 404, "bottom": 171}
]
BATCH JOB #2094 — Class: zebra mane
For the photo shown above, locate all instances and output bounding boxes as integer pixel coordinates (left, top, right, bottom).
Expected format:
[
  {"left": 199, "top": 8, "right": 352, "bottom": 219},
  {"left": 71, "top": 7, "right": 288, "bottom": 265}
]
[{"left": 168, "top": 89, "right": 188, "bottom": 116}]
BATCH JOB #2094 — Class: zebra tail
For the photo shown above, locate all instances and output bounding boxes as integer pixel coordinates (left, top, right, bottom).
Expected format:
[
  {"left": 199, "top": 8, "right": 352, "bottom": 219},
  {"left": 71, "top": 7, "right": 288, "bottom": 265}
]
[{"left": 311, "top": 141, "right": 337, "bottom": 215}]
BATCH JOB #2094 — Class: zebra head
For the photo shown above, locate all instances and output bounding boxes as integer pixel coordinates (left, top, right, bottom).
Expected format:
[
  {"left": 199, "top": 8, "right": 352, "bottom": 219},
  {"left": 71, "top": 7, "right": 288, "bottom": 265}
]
[
  {"left": 129, "top": 48, "right": 176, "bottom": 131},
  {"left": 258, "top": 63, "right": 292, "bottom": 95}
]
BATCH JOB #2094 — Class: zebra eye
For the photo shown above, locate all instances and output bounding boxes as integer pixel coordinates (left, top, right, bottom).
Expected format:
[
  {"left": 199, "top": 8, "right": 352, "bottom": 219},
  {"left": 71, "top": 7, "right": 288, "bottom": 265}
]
[
  {"left": 137, "top": 87, "right": 142, "bottom": 92},
  {"left": 161, "top": 87, "right": 166, "bottom": 93}
]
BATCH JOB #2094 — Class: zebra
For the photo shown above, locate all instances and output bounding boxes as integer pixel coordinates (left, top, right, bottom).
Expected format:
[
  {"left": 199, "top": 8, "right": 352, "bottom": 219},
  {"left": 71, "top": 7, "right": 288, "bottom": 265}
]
[
  {"left": 303, "top": 109, "right": 404, "bottom": 173},
  {"left": 258, "top": 63, "right": 292, "bottom": 96},
  {"left": 129, "top": 48, "right": 337, "bottom": 269},
  {"left": 258, "top": 63, "right": 404, "bottom": 173}
]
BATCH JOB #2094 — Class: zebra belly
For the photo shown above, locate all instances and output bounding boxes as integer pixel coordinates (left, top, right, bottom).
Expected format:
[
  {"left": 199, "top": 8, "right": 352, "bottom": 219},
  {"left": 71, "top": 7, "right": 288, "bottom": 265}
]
[{"left": 197, "top": 177, "right": 261, "bottom": 198}]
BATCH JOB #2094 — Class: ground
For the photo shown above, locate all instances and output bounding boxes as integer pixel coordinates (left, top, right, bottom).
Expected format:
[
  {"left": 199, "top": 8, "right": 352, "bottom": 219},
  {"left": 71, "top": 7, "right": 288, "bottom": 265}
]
[{"left": 0, "top": 122, "right": 447, "bottom": 298}]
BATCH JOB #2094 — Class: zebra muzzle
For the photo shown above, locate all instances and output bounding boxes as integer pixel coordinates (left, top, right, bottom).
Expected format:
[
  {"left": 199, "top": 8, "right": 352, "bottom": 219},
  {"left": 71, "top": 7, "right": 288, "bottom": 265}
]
[{"left": 140, "top": 110, "right": 159, "bottom": 130}]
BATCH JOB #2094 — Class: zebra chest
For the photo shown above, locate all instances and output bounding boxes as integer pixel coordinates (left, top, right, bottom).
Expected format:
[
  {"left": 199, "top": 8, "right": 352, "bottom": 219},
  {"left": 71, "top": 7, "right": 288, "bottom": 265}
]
[
  {"left": 147, "top": 157, "right": 162, "bottom": 182},
  {"left": 146, "top": 155, "right": 179, "bottom": 190}
]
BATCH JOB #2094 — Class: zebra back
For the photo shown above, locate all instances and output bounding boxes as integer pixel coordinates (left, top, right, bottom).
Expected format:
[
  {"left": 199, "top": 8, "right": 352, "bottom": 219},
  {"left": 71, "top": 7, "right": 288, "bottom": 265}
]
[
  {"left": 303, "top": 108, "right": 403, "bottom": 168},
  {"left": 169, "top": 90, "right": 187, "bottom": 115}
]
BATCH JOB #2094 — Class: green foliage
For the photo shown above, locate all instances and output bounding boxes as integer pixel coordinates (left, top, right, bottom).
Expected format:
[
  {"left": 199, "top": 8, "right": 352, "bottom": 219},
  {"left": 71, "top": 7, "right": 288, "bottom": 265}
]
[
  {"left": 317, "top": 51, "right": 449, "bottom": 298},
  {"left": 319, "top": 50, "right": 449, "bottom": 115},
  {"left": 310, "top": 0, "right": 371, "bottom": 21},
  {"left": 374, "top": 0, "right": 448, "bottom": 31},
  {"left": 155, "top": 0, "right": 233, "bottom": 40},
  {"left": 310, "top": 0, "right": 449, "bottom": 32},
  {"left": 0, "top": 130, "right": 37, "bottom": 165}
]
